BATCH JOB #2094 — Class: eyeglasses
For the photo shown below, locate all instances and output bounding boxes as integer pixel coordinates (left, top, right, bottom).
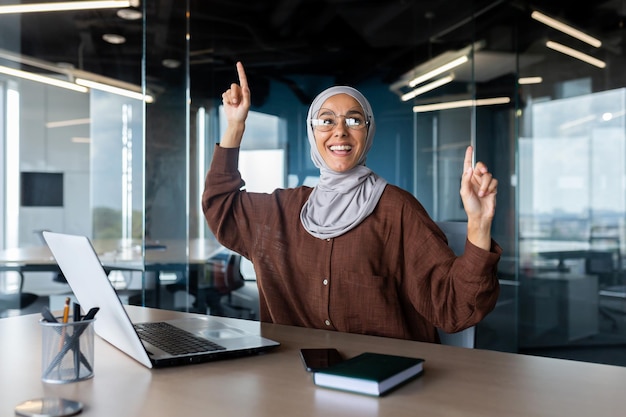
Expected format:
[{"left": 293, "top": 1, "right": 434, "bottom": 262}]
[{"left": 309, "top": 110, "right": 369, "bottom": 132}]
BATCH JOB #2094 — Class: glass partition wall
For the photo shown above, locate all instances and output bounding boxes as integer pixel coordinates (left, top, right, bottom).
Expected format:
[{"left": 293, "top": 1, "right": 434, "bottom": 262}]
[
  {"left": 1, "top": 1, "right": 626, "bottom": 367},
  {"left": 515, "top": 13, "right": 626, "bottom": 362},
  {"left": 406, "top": 2, "right": 626, "bottom": 361},
  {"left": 0, "top": 2, "right": 193, "bottom": 315}
]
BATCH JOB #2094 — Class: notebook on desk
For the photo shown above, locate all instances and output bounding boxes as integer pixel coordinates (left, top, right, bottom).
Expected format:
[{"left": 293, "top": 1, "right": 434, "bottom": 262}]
[{"left": 42, "top": 231, "right": 280, "bottom": 369}]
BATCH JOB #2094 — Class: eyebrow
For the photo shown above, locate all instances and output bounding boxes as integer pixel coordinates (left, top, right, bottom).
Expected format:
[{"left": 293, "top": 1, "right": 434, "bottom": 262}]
[
  {"left": 316, "top": 107, "right": 365, "bottom": 116},
  {"left": 317, "top": 108, "right": 334, "bottom": 116},
  {"left": 345, "top": 108, "right": 364, "bottom": 116}
]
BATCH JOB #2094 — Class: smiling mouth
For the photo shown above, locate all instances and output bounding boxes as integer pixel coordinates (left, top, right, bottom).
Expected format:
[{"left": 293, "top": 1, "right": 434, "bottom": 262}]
[{"left": 329, "top": 145, "right": 352, "bottom": 152}]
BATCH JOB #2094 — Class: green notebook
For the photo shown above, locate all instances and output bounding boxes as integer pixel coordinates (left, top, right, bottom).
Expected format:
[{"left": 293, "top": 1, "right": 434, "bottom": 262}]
[{"left": 313, "top": 352, "right": 425, "bottom": 396}]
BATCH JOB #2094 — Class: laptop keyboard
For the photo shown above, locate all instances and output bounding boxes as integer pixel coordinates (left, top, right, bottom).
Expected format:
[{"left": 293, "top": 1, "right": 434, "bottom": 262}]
[{"left": 134, "top": 322, "right": 226, "bottom": 355}]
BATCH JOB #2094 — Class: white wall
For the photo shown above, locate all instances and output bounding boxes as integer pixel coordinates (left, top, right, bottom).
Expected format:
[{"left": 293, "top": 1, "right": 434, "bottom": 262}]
[{"left": 18, "top": 81, "right": 91, "bottom": 246}]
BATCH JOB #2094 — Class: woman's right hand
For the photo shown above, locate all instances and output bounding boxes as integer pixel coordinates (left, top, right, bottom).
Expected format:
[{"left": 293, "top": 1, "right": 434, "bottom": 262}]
[{"left": 219, "top": 62, "right": 250, "bottom": 148}]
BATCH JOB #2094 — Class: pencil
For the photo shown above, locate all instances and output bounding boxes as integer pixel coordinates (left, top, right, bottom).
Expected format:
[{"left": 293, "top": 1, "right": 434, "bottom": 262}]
[
  {"left": 62, "top": 297, "right": 71, "bottom": 323},
  {"left": 59, "top": 297, "right": 71, "bottom": 353}
]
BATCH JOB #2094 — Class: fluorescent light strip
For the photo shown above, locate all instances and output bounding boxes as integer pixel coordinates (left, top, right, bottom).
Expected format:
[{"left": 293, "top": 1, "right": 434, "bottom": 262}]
[
  {"left": 6, "top": 88, "right": 20, "bottom": 247},
  {"left": 46, "top": 118, "right": 91, "bottom": 128},
  {"left": 72, "top": 137, "right": 92, "bottom": 143},
  {"left": 197, "top": 107, "right": 206, "bottom": 240},
  {"left": 409, "top": 56, "right": 468, "bottom": 88},
  {"left": 546, "top": 41, "right": 606, "bottom": 68},
  {"left": 0, "top": 65, "right": 88, "bottom": 93},
  {"left": 518, "top": 76, "right": 543, "bottom": 85},
  {"left": 401, "top": 75, "right": 454, "bottom": 101},
  {"left": 0, "top": 1, "right": 132, "bottom": 14},
  {"left": 76, "top": 78, "right": 154, "bottom": 103},
  {"left": 559, "top": 114, "right": 596, "bottom": 131},
  {"left": 531, "top": 11, "right": 601, "bottom": 48},
  {"left": 413, "top": 97, "right": 510, "bottom": 113}
]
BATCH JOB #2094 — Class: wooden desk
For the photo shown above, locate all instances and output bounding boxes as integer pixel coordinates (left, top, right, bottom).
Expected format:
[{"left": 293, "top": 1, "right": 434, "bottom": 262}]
[{"left": 1, "top": 306, "right": 625, "bottom": 417}]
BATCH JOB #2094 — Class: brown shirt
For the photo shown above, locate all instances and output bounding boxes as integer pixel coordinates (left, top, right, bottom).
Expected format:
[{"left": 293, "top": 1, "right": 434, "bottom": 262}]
[{"left": 203, "top": 145, "right": 501, "bottom": 343}]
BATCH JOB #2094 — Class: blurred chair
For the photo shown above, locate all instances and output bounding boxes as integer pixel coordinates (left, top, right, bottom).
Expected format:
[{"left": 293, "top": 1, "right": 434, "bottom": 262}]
[
  {"left": 438, "top": 325, "right": 475, "bottom": 348},
  {"left": 585, "top": 250, "right": 617, "bottom": 289},
  {"left": 435, "top": 220, "right": 475, "bottom": 348},
  {"left": 586, "top": 226, "right": 624, "bottom": 331},
  {"left": 0, "top": 272, "right": 38, "bottom": 318},
  {"left": 587, "top": 249, "right": 625, "bottom": 332},
  {"left": 167, "top": 249, "right": 251, "bottom": 317},
  {"left": 200, "top": 250, "right": 247, "bottom": 317}
]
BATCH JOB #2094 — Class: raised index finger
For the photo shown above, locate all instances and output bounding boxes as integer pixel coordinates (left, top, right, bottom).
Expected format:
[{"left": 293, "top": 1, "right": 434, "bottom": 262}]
[
  {"left": 463, "top": 145, "right": 473, "bottom": 173},
  {"left": 236, "top": 61, "right": 248, "bottom": 90}
]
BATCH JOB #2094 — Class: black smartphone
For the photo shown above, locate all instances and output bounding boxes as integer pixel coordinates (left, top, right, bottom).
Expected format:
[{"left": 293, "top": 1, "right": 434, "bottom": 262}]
[{"left": 300, "top": 348, "right": 344, "bottom": 372}]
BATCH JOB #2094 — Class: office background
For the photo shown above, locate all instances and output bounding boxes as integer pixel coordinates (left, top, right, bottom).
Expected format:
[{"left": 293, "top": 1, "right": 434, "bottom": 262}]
[{"left": 1, "top": 1, "right": 625, "bottom": 366}]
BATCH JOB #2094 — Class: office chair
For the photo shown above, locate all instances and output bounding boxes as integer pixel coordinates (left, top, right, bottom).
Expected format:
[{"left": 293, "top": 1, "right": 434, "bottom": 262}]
[
  {"left": 435, "top": 220, "right": 476, "bottom": 348},
  {"left": 167, "top": 249, "right": 249, "bottom": 317},
  {"left": 0, "top": 272, "right": 39, "bottom": 318},
  {"left": 586, "top": 249, "right": 624, "bottom": 332},
  {"left": 585, "top": 250, "right": 618, "bottom": 288},
  {"left": 202, "top": 251, "right": 247, "bottom": 316}
]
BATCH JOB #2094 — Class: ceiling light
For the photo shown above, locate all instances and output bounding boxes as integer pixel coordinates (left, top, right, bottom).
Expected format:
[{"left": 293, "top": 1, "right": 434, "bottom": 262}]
[
  {"left": 102, "top": 34, "right": 126, "bottom": 45},
  {"left": 75, "top": 78, "right": 153, "bottom": 103},
  {"left": 412, "top": 97, "right": 510, "bottom": 113},
  {"left": 46, "top": 118, "right": 91, "bottom": 128},
  {"left": 531, "top": 11, "right": 601, "bottom": 48},
  {"left": 546, "top": 41, "right": 606, "bottom": 68},
  {"left": 0, "top": 48, "right": 154, "bottom": 103},
  {"left": 0, "top": 65, "right": 88, "bottom": 93},
  {"left": 401, "top": 75, "right": 454, "bottom": 101},
  {"left": 390, "top": 42, "right": 483, "bottom": 100},
  {"left": 162, "top": 59, "right": 181, "bottom": 69},
  {"left": 558, "top": 115, "right": 597, "bottom": 131},
  {"left": 117, "top": 8, "right": 142, "bottom": 20},
  {"left": 0, "top": 1, "right": 136, "bottom": 14},
  {"left": 72, "top": 137, "right": 92, "bottom": 144},
  {"left": 409, "top": 56, "right": 468, "bottom": 88},
  {"left": 518, "top": 76, "right": 543, "bottom": 85}
]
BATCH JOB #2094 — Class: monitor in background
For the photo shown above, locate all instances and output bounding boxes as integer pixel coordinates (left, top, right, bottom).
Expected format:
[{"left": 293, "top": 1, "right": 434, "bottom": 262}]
[{"left": 20, "top": 172, "right": 64, "bottom": 207}]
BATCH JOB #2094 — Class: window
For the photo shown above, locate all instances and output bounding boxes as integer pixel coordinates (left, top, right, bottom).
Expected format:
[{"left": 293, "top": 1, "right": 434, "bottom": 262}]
[{"left": 219, "top": 107, "right": 286, "bottom": 192}]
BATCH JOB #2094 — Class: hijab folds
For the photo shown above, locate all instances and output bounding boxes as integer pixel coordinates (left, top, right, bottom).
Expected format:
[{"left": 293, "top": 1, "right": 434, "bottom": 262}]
[{"left": 300, "top": 86, "right": 388, "bottom": 239}]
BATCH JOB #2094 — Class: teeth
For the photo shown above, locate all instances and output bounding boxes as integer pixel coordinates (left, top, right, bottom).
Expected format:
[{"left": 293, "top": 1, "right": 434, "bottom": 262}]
[{"left": 330, "top": 145, "right": 352, "bottom": 151}]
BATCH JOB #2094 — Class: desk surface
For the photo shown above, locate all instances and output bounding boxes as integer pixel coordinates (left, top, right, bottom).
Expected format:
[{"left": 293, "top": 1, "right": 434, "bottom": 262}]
[{"left": 1, "top": 306, "right": 625, "bottom": 417}]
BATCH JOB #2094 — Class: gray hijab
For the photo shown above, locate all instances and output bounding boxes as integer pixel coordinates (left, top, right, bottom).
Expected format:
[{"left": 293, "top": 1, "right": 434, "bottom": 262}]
[{"left": 300, "top": 86, "right": 387, "bottom": 239}]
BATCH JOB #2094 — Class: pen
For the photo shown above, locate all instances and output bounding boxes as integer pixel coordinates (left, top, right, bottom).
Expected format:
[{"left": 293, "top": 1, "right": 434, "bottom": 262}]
[
  {"left": 73, "top": 302, "right": 81, "bottom": 378},
  {"left": 41, "top": 306, "right": 58, "bottom": 323},
  {"left": 82, "top": 307, "right": 100, "bottom": 321},
  {"left": 74, "top": 302, "right": 81, "bottom": 322}
]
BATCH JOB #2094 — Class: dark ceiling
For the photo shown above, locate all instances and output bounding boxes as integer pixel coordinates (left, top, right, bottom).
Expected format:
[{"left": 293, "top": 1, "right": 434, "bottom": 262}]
[{"left": 4, "top": 0, "right": 626, "bottom": 103}]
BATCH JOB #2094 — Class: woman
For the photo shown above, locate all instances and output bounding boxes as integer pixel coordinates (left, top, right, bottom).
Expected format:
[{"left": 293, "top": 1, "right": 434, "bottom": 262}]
[{"left": 203, "top": 62, "right": 500, "bottom": 343}]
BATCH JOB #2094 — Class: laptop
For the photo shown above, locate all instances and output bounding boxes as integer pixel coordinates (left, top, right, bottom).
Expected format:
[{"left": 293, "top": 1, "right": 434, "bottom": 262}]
[{"left": 42, "top": 231, "right": 280, "bottom": 369}]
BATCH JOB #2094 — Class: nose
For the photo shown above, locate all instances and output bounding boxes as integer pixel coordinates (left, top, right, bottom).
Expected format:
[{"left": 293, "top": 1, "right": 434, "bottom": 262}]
[{"left": 332, "top": 117, "right": 349, "bottom": 134}]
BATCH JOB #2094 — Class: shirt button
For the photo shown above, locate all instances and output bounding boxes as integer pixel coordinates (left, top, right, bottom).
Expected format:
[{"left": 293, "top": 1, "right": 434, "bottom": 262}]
[
  {"left": 323, "top": 279, "right": 328, "bottom": 286},
  {"left": 326, "top": 238, "right": 331, "bottom": 242},
  {"left": 325, "top": 319, "right": 331, "bottom": 326}
]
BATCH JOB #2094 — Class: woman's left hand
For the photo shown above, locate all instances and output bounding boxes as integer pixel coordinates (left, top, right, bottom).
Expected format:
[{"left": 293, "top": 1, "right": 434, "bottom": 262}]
[{"left": 460, "top": 145, "right": 498, "bottom": 249}]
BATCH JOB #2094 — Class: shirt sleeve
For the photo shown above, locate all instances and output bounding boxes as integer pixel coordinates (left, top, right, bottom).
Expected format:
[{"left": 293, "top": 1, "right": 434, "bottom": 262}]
[
  {"left": 202, "top": 145, "right": 253, "bottom": 258},
  {"left": 398, "top": 196, "right": 501, "bottom": 334}
]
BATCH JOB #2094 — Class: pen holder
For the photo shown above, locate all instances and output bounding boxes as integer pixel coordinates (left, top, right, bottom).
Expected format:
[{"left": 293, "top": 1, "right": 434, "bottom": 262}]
[{"left": 40, "top": 317, "right": 96, "bottom": 384}]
